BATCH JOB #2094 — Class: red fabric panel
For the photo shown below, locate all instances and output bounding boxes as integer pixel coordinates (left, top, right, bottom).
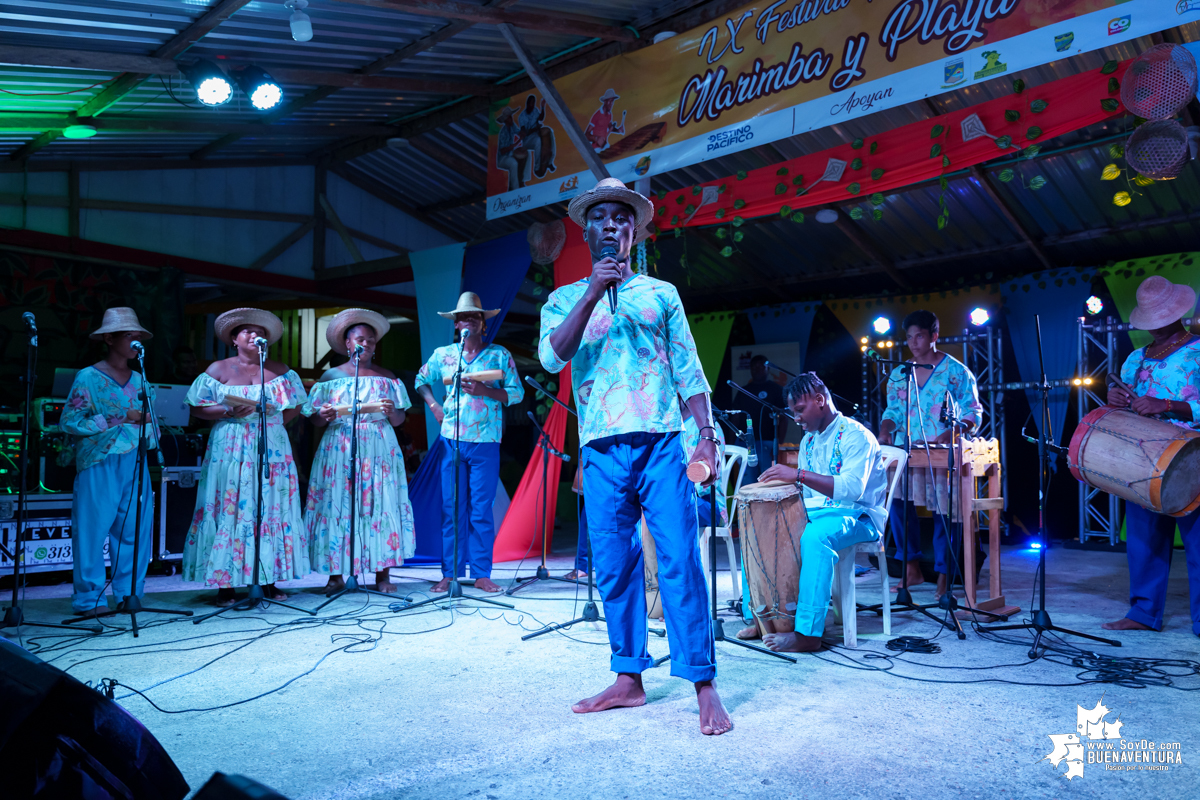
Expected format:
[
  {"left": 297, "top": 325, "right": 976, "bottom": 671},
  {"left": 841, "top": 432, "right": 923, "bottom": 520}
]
[
  {"left": 493, "top": 221, "right": 592, "bottom": 562},
  {"left": 653, "top": 61, "right": 1130, "bottom": 231}
]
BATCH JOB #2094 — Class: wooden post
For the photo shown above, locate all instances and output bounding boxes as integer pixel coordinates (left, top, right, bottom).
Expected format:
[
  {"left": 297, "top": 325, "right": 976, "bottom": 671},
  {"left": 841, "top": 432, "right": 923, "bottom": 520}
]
[{"left": 497, "top": 23, "right": 609, "bottom": 182}]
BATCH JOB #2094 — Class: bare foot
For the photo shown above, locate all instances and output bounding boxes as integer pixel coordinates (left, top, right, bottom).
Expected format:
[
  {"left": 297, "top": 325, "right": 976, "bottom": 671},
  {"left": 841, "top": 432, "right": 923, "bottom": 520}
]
[
  {"left": 375, "top": 570, "right": 397, "bottom": 593},
  {"left": 572, "top": 673, "right": 646, "bottom": 714},
  {"left": 763, "top": 631, "right": 824, "bottom": 653},
  {"left": 735, "top": 624, "right": 761, "bottom": 640},
  {"left": 473, "top": 577, "right": 503, "bottom": 593},
  {"left": 324, "top": 576, "right": 346, "bottom": 596},
  {"left": 891, "top": 560, "right": 926, "bottom": 592},
  {"left": 215, "top": 588, "right": 238, "bottom": 607},
  {"left": 264, "top": 584, "right": 288, "bottom": 601},
  {"left": 430, "top": 577, "right": 451, "bottom": 593},
  {"left": 564, "top": 570, "right": 588, "bottom": 581},
  {"left": 696, "top": 680, "right": 733, "bottom": 736},
  {"left": 1101, "top": 617, "right": 1155, "bottom": 631}
]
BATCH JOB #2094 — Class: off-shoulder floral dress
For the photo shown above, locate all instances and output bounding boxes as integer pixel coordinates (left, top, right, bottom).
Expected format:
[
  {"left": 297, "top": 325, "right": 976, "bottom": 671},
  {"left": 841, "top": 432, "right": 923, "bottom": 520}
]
[
  {"left": 302, "top": 376, "right": 416, "bottom": 575},
  {"left": 182, "top": 371, "right": 310, "bottom": 587}
]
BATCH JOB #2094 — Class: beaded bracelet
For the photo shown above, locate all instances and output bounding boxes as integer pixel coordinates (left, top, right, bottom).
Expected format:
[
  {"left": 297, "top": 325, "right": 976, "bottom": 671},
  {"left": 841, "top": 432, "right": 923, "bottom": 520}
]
[{"left": 795, "top": 469, "right": 806, "bottom": 489}]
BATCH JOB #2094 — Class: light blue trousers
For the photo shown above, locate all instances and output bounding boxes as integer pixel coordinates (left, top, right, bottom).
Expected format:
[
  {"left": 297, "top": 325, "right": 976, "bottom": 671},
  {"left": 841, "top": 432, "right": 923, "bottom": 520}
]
[
  {"left": 582, "top": 431, "right": 716, "bottom": 683},
  {"left": 741, "top": 507, "right": 878, "bottom": 637},
  {"left": 71, "top": 449, "right": 154, "bottom": 613}
]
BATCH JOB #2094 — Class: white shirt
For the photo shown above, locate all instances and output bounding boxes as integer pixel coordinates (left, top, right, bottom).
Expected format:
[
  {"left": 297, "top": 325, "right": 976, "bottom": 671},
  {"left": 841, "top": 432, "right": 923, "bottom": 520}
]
[{"left": 798, "top": 411, "right": 889, "bottom": 533}]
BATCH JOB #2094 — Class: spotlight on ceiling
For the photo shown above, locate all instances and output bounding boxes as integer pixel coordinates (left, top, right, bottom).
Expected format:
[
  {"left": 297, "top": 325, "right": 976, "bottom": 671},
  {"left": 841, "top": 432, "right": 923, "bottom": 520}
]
[
  {"left": 969, "top": 307, "right": 990, "bottom": 326},
  {"left": 183, "top": 59, "right": 233, "bottom": 106},
  {"left": 815, "top": 208, "right": 839, "bottom": 224},
  {"left": 1086, "top": 295, "right": 1104, "bottom": 315},
  {"left": 63, "top": 124, "right": 97, "bottom": 139},
  {"left": 871, "top": 316, "right": 891, "bottom": 335},
  {"left": 236, "top": 65, "right": 282, "bottom": 111},
  {"left": 285, "top": 0, "right": 313, "bottom": 42}
]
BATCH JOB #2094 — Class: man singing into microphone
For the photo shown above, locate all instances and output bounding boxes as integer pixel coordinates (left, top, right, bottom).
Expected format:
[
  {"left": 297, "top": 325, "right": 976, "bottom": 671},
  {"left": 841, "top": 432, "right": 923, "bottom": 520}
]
[
  {"left": 877, "top": 310, "right": 981, "bottom": 595},
  {"left": 415, "top": 292, "right": 524, "bottom": 594},
  {"left": 539, "top": 177, "right": 731, "bottom": 736}
]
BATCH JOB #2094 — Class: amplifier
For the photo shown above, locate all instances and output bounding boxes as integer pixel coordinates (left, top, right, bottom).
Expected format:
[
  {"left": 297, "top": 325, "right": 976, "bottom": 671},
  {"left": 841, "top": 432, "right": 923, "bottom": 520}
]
[
  {"left": 0, "top": 430, "right": 24, "bottom": 492},
  {"left": 32, "top": 398, "right": 67, "bottom": 432},
  {"left": 153, "top": 467, "right": 200, "bottom": 565}
]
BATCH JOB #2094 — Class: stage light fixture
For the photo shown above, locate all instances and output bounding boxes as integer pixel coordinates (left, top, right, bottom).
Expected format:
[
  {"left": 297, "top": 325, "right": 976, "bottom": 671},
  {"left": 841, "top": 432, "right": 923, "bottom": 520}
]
[
  {"left": 872, "top": 316, "right": 891, "bottom": 335},
  {"left": 183, "top": 59, "right": 233, "bottom": 106},
  {"left": 285, "top": 0, "right": 314, "bottom": 42},
  {"left": 1030, "top": 541, "right": 1043, "bottom": 550},
  {"left": 235, "top": 65, "right": 282, "bottom": 110},
  {"left": 1073, "top": 378, "right": 1083, "bottom": 386},
  {"left": 815, "top": 208, "right": 839, "bottom": 224},
  {"left": 62, "top": 124, "right": 97, "bottom": 139},
  {"left": 969, "top": 307, "right": 990, "bottom": 326},
  {"left": 1086, "top": 295, "right": 1104, "bottom": 315},
  {"left": 860, "top": 336, "right": 869, "bottom": 344}
]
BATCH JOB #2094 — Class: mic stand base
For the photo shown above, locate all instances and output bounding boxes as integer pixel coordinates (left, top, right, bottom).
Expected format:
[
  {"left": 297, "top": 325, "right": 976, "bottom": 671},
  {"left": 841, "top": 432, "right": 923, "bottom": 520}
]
[
  {"left": 393, "top": 578, "right": 514, "bottom": 613},
  {"left": 192, "top": 583, "right": 315, "bottom": 623},
  {"left": 522, "top": 599, "right": 603, "bottom": 641},
  {"left": 507, "top": 568, "right": 585, "bottom": 596},
  {"left": 61, "top": 593, "right": 192, "bottom": 636},
  {"left": 6, "top": 605, "right": 99, "bottom": 634},
  {"left": 978, "top": 609, "right": 1120, "bottom": 659},
  {"left": 314, "top": 574, "right": 399, "bottom": 610}
]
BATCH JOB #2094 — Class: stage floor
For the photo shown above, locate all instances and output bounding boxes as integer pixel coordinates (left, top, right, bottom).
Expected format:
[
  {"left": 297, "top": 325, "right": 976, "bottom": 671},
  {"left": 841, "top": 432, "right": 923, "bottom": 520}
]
[{"left": 3, "top": 544, "right": 1198, "bottom": 799}]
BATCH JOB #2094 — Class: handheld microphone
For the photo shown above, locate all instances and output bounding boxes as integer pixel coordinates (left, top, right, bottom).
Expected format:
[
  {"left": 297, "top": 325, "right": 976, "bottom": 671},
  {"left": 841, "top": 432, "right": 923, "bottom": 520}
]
[
  {"left": 22, "top": 311, "right": 36, "bottom": 332},
  {"left": 252, "top": 336, "right": 269, "bottom": 349},
  {"left": 599, "top": 246, "right": 618, "bottom": 315},
  {"left": 744, "top": 418, "right": 758, "bottom": 467},
  {"left": 939, "top": 390, "right": 952, "bottom": 425}
]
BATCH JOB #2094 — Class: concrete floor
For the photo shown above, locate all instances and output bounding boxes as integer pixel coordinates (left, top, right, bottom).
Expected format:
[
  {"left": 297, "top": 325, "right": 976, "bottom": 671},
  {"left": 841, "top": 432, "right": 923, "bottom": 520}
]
[{"left": 3, "top": 542, "right": 1198, "bottom": 800}]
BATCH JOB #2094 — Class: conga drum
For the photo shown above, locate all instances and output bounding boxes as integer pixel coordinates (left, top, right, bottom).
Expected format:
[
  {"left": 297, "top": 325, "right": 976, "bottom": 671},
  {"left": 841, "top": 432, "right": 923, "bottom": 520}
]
[
  {"left": 736, "top": 481, "right": 808, "bottom": 635},
  {"left": 1069, "top": 406, "right": 1200, "bottom": 516}
]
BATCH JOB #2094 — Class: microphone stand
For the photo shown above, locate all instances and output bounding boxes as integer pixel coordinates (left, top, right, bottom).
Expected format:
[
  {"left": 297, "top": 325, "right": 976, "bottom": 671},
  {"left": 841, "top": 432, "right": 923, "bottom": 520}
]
[
  {"left": 195, "top": 339, "right": 313, "bottom": 622},
  {"left": 316, "top": 347, "right": 394, "bottom": 610},
  {"left": 765, "top": 359, "right": 863, "bottom": 420},
  {"left": 727, "top": 381, "right": 789, "bottom": 473},
  {"left": 507, "top": 410, "right": 574, "bottom": 596},
  {"left": 977, "top": 315, "right": 1120, "bottom": 656},
  {"left": 398, "top": 330, "right": 512, "bottom": 612},
  {"left": 2, "top": 314, "right": 93, "bottom": 634},
  {"left": 63, "top": 344, "right": 192, "bottom": 634},
  {"left": 519, "top": 377, "right": 606, "bottom": 638}
]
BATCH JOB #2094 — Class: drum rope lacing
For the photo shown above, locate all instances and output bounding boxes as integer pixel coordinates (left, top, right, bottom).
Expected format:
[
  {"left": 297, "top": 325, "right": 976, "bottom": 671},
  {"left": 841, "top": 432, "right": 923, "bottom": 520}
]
[
  {"left": 1073, "top": 421, "right": 1177, "bottom": 492},
  {"left": 738, "top": 496, "right": 803, "bottom": 626}
]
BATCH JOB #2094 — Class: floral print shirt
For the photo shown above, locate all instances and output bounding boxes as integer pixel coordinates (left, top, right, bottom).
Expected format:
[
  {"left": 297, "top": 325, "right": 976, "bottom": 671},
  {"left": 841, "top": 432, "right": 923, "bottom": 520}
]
[
  {"left": 799, "top": 412, "right": 889, "bottom": 533},
  {"left": 1120, "top": 337, "right": 1200, "bottom": 431},
  {"left": 539, "top": 274, "right": 710, "bottom": 447},
  {"left": 60, "top": 366, "right": 159, "bottom": 472},
  {"left": 881, "top": 352, "right": 982, "bottom": 446},
  {"left": 414, "top": 344, "right": 523, "bottom": 443}
]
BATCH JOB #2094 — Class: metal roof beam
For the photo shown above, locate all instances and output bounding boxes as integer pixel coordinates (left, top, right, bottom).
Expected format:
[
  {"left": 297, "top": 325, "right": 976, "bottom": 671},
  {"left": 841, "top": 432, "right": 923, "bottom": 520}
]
[
  {"left": 329, "top": 164, "right": 468, "bottom": 242},
  {"left": 7, "top": 0, "right": 253, "bottom": 163},
  {"left": 0, "top": 116, "right": 412, "bottom": 138},
  {"left": 334, "top": 0, "right": 638, "bottom": 42},
  {"left": 969, "top": 166, "right": 1055, "bottom": 271}
]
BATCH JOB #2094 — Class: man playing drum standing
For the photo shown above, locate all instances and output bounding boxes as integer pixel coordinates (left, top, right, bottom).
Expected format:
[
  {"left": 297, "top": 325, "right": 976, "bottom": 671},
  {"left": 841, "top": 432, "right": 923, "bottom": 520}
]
[
  {"left": 539, "top": 177, "right": 730, "bottom": 735},
  {"left": 740, "top": 372, "right": 889, "bottom": 652},
  {"left": 1104, "top": 276, "right": 1200, "bottom": 638}
]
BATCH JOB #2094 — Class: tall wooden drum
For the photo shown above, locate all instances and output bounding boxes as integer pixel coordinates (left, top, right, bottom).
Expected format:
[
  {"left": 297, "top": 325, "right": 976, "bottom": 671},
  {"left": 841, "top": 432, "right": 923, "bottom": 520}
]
[
  {"left": 1068, "top": 406, "right": 1200, "bottom": 517},
  {"left": 736, "top": 481, "right": 808, "bottom": 636}
]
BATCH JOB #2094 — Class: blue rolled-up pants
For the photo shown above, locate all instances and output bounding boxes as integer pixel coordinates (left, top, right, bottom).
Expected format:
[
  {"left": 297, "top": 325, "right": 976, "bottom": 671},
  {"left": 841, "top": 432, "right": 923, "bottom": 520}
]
[
  {"left": 740, "top": 507, "right": 878, "bottom": 637},
  {"left": 575, "top": 493, "right": 720, "bottom": 574},
  {"left": 71, "top": 449, "right": 154, "bottom": 613},
  {"left": 581, "top": 431, "right": 716, "bottom": 682},
  {"left": 439, "top": 441, "right": 501, "bottom": 579},
  {"left": 1124, "top": 503, "right": 1200, "bottom": 635}
]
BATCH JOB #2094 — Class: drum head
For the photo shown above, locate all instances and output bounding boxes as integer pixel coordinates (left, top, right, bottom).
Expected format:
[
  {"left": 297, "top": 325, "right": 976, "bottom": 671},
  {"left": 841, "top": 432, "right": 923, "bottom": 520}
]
[
  {"left": 1160, "top": 437, "right": 1200, "bottom": 514},
  {"left": 736, "top": 481, "right": 799, "bottom": 503}
]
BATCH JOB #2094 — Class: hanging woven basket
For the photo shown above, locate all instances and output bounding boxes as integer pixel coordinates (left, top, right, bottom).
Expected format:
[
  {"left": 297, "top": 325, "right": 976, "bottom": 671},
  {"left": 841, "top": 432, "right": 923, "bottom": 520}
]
[
  {"left": 527, "top": 219, "right": 566, "bottom": 265},
  {"left": 1125, "top": 119, "right": 1190, "bottom": 180},
  {"left": 1120, "top": 43, "right": 1198, "bottom": 121}
]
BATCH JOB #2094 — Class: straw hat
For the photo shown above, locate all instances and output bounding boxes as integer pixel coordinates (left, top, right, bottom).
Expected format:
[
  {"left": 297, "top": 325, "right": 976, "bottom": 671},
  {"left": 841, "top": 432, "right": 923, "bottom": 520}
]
[
  {"left": 326, "top": 308, "right": 391, "bottom": 356},
  {"left": 496, "top": 106, "right": 516, "bottom": 123},
  {"left": 90, "top": 307, "right": 152, "bottom": 340},
  {"left": 599, "top": 88, "right": 619, "bottom": 102},
  {"left": 213, "top": 308, "right": 284, "bottom": 346},
  {"left": 567, "top": 177, "right": 655, "bottom": 243},
  {"left": 1129, "top": 275, "right": 1197, "bottom": 331},
  {"left": 438, "top": 291, "right": 500, "bottom": 320}
]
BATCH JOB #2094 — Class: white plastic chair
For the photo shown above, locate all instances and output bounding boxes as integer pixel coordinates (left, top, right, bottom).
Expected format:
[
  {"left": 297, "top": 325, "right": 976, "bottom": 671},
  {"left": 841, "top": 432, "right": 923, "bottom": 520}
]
[
  {"left": 831, "top": 444, "right": 907, "bottom": 647},
  {"left": 699, "top": 445, "right": 748, "bottom": 598}
]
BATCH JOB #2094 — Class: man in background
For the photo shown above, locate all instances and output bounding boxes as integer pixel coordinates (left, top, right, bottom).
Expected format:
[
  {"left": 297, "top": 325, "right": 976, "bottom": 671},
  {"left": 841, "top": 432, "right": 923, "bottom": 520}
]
[{"left": 733, "top": 354, "right": 787, "bottom": 483}]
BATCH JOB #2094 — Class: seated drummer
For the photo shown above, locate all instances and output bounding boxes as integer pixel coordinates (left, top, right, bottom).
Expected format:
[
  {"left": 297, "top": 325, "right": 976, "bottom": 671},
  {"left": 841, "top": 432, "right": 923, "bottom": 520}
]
[
  {"left": 876, "top": 309, "right": 981, "bottom": 595},
  {"left": 738, "top": 372, "right": 889, "bottom": 652},
  {"left": 1104, "top": 276, "right": 1200, "bottom": 638}
]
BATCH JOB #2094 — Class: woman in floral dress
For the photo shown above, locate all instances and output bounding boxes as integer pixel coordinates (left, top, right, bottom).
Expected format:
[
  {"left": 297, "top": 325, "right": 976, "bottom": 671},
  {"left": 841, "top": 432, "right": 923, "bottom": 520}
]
[
  {"left": 304, "top": 309, "right": 414, "bottom": 594},
  {"left": 183, "top": 308, "right": 309, "bottom": 606}
]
